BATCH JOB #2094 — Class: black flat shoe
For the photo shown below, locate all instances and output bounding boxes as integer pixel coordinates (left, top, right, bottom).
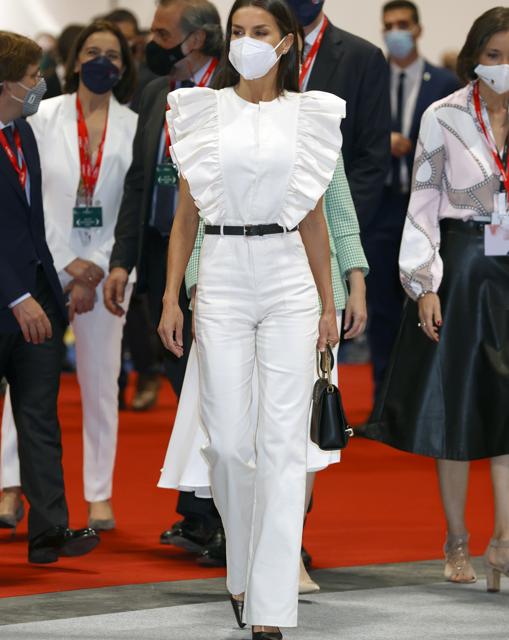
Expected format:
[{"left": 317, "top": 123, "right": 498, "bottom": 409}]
[
  {"left": 159, "top": 518, "right": 213, "bottom": 553},
  {"left": 252, "top": 630, "right": 282, "bottom": 640},
  {"left": 230, "top": 596, "right": 246, "bottom": 629},
  {"left": 28, "top": 526, "right": 100, "bottom": 564}
]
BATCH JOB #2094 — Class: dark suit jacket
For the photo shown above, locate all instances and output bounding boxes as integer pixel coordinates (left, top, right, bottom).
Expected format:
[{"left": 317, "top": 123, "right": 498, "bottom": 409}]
[
  {"left": 110, "top": 76, "right": 171, "bottom": 289},
  {"left": 0, "top": 118, "right": 66, "bottom": 333},
  {"left": 403, "top": 60, "right": 461, "bottom": 179},
  {"left": 307, "top": 21, "right": 391, "bottom": 232}
]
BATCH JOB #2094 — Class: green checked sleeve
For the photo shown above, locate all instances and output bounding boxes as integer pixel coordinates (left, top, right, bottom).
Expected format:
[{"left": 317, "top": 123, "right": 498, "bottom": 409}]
[
  {"left": 325, "top": 153, "right": 369, "bottom": 280},
  {"left": 184, "top": 218, "right": 204, "bottom": 300}
]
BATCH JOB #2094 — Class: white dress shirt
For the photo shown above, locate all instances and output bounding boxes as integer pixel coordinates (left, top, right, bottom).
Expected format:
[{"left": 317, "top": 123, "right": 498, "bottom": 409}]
[
  {"left": 191, "top": 57, "right": 213, "bottom": 86},
  {"left": 390, "top": 56, "right": 425, "bottom": 190},
  {"left": 1, "top": 120, "right": 32, "bottom": 309},
  {"left": 300, "top": 16, "right": 326, "bottom": 91}
]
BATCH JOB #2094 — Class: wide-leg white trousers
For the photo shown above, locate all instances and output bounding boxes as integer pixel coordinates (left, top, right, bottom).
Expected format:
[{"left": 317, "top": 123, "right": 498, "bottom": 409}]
[
  {"left": 195, "top": 232, "right": 318, "bottom": 627},
  {"left": 0, "top": 281, "right": 132, "bottom": 502}
]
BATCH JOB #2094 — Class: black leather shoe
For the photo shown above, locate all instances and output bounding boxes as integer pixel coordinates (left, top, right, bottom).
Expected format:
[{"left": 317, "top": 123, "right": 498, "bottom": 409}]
[
  {"left": 196, "top": 525, "right": 226, "bottom": 567},
  {"left": 159, "top": 518, "right": 213, "bottom": 553},
  {"left": 252, "top": 630, "right": 282, "bottom": 639},
  {"left": 230, "top": 596, "right": 246, "bottom": 629},
  {"left": 301, "top": 545, "right": 312, "bottom": 570},
  {"left": 28, "top": 527, "right": 100, "bottom": 564}
]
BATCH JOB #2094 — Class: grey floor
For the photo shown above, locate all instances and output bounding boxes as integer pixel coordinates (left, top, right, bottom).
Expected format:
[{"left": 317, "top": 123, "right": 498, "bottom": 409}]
[{"left": 0, "top": 559, "right": 508, "bottom": 639}]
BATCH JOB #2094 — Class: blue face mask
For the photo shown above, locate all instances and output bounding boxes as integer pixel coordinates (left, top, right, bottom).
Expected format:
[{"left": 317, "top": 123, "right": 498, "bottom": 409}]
[
  {"left": 80, "top": 56, "right": 120, "bottom": 94},
  {"left": 384, "top": 30, "right": 415, "bottom": 59},
  {"left": 286, "top": 0, "right": 325, "bottom": 27}
]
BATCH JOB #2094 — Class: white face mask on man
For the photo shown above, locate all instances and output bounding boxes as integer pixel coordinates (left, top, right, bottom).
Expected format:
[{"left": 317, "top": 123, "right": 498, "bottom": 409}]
[
  {"left": 475, "top": 63, "right": 509, "bottom": 95},
  {"left": 229, "top": 36, "right": 287, "bottom": 81}
]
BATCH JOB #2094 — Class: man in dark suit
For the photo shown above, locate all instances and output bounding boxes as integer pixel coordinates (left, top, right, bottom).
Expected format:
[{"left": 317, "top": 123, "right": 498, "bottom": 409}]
[
  {"left": 0, "top": 31, "right": 99, "bottom": 563},
  {"left": 364, "top": 0, "right": 460, "bottom": 395},
  {"left": 103, "top": 0, "right": 225, "bottom": 566},
  {"left": 289, "top": 0, "right": 391, "bottom": 233}
]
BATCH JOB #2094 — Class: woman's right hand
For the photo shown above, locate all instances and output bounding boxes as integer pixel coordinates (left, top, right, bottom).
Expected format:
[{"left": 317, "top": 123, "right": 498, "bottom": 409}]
[
  {"left": 417, "top": 292, "right": 442, "bottom": 343},
  {"left": 158, "top": 299, "right": 185, "bottom": 357}
]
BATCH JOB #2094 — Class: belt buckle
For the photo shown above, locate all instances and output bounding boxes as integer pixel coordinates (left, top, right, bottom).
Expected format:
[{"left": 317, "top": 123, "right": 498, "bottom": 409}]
[{"left": 244, "top": 224, "right": 261, "bottom": 237}]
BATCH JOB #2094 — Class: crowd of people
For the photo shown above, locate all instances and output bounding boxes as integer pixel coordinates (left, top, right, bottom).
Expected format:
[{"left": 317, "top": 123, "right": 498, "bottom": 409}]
[{"left": 0, "top": 0, "right": 508, "bottom": 638}]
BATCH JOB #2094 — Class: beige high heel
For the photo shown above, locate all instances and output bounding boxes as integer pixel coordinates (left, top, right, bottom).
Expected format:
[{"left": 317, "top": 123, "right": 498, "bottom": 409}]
[
  {"left": 485, "top": 538, "right": 509, "bottom": 593},
  {"left": 299, "top": 555, "right": 320, "bottom": 594},
  {"left": 444, "top": 534, "right": 477, "bottom": 583}
]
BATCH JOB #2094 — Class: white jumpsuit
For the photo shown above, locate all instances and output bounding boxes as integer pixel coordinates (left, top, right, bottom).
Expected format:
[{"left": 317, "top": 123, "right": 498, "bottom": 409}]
[{"left": 166, "top": 86, "right": 344, "bottom": 627}]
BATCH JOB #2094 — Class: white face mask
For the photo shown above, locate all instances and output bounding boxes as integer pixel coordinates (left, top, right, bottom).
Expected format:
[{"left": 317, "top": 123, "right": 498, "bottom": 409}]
[
  {"left": 229, "top": 36, "right": 286, "bottom": 81},
  {"left": 475, "top": 63, "right": 509, "bottom": 95}
]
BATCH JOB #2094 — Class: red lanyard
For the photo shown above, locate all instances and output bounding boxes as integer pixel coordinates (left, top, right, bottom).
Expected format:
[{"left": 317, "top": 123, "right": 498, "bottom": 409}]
[
  {"left": 164, "top": 58, "right": 218, "bottom": 159},
  {"left": 0, "top": 126, "right": 27, "bottom": 189},
  {"left": 76, "top": 95, "right": 108, "bottom": 199},
  {"left": 473, "top": 80, "right": 509, "bottom": 194},
  {"left": 299, "top": 16, "right": 328, "bottom": 89}
]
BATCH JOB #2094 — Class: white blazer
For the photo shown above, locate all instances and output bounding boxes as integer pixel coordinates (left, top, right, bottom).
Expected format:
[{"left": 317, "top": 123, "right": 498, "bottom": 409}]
[{"left": 28, "top": 93, "right": 138, "bottom": 284}]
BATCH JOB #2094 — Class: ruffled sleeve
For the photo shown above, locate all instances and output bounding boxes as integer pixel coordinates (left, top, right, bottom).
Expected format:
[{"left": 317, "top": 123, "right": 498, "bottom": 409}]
[
  {"left": 166, "top": 87, "right": 224, "bottom": 223},
  {"left": 281, "top": 91, "right": 345, "bottom": 228}
]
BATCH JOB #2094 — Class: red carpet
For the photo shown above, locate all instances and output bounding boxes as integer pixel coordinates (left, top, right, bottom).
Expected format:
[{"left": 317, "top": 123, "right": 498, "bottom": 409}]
[{"left": 0, "top": 365, "right": 493, "bottom": 598}]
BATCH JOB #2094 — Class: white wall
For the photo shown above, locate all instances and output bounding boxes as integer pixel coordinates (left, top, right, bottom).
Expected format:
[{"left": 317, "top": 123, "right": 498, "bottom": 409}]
[{"left": 0, "top": 0, "right": 499, "bottom": 65}]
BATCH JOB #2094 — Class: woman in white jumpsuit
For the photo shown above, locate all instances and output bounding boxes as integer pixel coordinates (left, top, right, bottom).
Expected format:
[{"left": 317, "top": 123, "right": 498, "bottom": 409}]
[
  {"left": 158, "top": 2, "right": 343, "bottom": 637},
  {"left": 0, "top": 22, "right": 137, "bottom": 531}
]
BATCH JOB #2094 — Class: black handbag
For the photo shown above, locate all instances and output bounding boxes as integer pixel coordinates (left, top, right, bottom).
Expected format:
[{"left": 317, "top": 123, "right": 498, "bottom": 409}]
[{"left": 310, "top": 345, "right": 353, "bottom": 451}]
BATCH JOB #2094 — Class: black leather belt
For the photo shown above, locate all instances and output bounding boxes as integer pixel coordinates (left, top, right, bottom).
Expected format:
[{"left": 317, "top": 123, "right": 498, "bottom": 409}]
[
  {"left": 441, "top": 218, "right": 489, "bottom": 233},
  {"left": 204, "top": 224, "right": 298, "bottom": 237}
]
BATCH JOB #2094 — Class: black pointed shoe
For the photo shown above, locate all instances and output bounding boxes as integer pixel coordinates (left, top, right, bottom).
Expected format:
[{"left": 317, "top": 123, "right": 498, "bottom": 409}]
[
  {"left": 230, "top": 596, "right": 246, "bottom": 629},
  {"left": 252, "top": 630, "right": 282, "bottom": 640},
  {"left": 28, "top": 526, "right": 100, "bottom": 564}
]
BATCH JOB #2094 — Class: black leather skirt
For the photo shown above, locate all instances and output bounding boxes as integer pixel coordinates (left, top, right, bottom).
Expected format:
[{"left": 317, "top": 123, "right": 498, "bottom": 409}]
[{"left": 365, "top": 218, "right": 509, "bottom": 460}]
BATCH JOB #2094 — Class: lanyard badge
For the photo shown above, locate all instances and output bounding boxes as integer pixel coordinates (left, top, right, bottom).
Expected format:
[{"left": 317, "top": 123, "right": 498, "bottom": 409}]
[
  {"left": 473, "top": 82, "right": 509, "bottom": 209},
  {"left": 74, "top": 96, "right": 106, "bottom": 232}
]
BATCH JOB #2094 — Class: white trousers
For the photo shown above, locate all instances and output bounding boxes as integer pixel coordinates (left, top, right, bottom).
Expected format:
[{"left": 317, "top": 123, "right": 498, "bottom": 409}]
[
  {"left": 195, "top": 232, "right": 319, "bottom": 627},
  {"left": 0, "top": 281, "right": 132, "bottom": 502}
]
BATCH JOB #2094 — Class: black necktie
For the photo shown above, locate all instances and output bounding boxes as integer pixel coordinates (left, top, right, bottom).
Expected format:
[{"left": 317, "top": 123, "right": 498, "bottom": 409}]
[{"left": 392, "top": 71, "right": 406, "bottom": 193}]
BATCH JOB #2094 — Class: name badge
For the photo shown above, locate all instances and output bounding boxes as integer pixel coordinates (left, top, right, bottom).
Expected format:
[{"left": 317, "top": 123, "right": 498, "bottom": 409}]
[
  {"left": 485, "top": 224, "right": 509, "bottom": 256},
  {"left": 73, "top": 205, "right": 103, "bottom": 229},
  {"left": 155, "top": 162, "right": 178, "bottom": 187}
]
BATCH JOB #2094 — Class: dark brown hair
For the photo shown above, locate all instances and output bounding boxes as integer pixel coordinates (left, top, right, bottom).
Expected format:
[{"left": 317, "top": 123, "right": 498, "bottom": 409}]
[
  {"left": 213, "top": 0, "right": 299, "bottom": 94},
  {"left": 64, "top": 21, "right": 137, "bottom": 104},
  {"left": 457, "top": 7, "right": 509, "bottom": 83},
  {"left": 0, "top": 31, "right": 42, "bottom": 91},
  {"left": 382, "top": 1, "right": 420, "bottom": 25}
]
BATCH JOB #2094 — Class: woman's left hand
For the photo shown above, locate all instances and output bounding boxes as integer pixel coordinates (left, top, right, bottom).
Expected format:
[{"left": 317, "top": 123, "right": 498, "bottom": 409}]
[
  {"left": 343, "top": 291, "right": 368, "bottom": 339},
  {"left": 318, "top": 309, "right": 339, "bottom": 352}
]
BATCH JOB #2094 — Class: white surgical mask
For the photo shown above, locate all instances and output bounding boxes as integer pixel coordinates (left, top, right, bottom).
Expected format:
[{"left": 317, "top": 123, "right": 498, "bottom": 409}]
[
  {"left": 229, "top": 36, "right": 286, "bottom": 80},
  {"left": 475, "top": 63, "right": 509, "bottom": 95}
]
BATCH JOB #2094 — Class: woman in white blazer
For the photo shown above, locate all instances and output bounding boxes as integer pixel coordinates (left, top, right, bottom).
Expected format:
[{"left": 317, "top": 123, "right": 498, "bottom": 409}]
[{"left": 0, "top": 21, "right": 138, "bottom": 531}]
